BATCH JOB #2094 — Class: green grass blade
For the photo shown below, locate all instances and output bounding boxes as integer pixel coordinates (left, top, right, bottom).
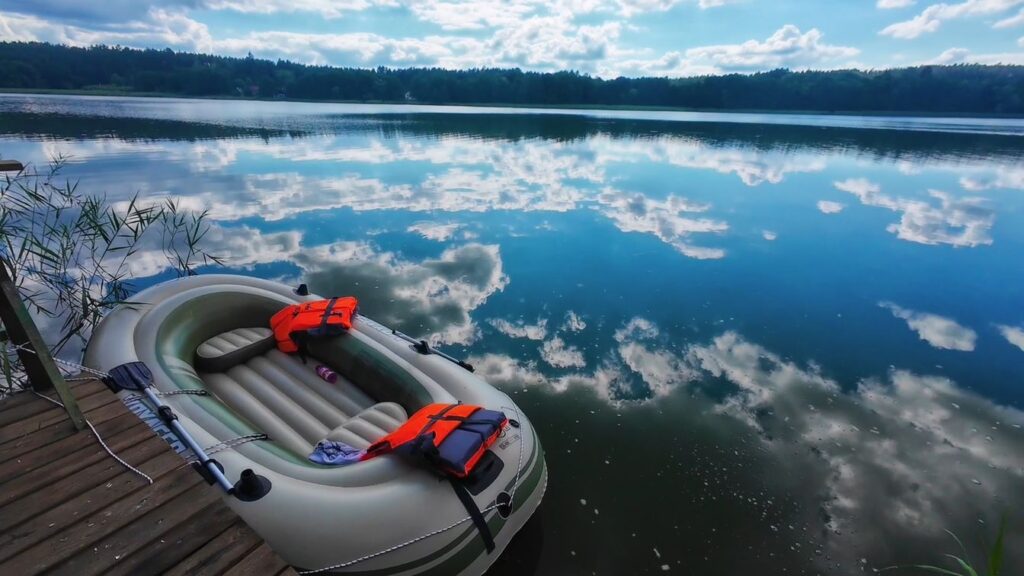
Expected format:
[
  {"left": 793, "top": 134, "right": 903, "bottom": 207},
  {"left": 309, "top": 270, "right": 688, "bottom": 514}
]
[
  {"left": 943, "top": 555, "right": 977, "bottom": 576},
  {"left": 911, "top": 564, "right": 968, "bottom": 576},
  {"left": 988, "top": 515, "right": 1006, "bottom": 576}
]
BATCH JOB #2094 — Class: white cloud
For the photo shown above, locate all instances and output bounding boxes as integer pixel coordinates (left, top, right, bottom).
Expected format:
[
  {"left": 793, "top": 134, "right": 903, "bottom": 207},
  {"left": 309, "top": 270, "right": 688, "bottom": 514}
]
[
  {"left": 817, "top": 200, "right": 846, "bottom": 214},
  {"left": 298, "top": 242, "right": 509, "bottom": 346},
  {"left": 762, "top": 230, "right": 777, "bottom": 241},
  {"left": 665, "top": 25, "right": 859, "bottom": 75},
  {"left": 467, "top": 322, "right": 1024, "bottom": 571},
  {"left": 205, "top": 0, "right": 395, "bottom": 19},
  {"left": 994, "top": 7, "right": 1024, "bottom": 26},
  {"left": 561, "top": 311, "right": 588, "bottom": 332},
  {"left": 881, "top": 0, "right": 1024, "bottom": 39},
  {"left": 960, "top": 166, "right": 1024, "bottom": 190},
  {"left": 878, "top": 0, "right": 917, "bottom": 8},
  {"left": 540, "top": 337, "right": 587, "bottom": 368},
  {"left": 996, "top": 324, "right": 1024, "bottom": 351},
  {"left": 407, "top": 221, "right": 463, "bottom": 242},
  {"left": 596, "top": 187, "right": 728, "bottom": 259},
  {"left": 0, "top": 8, "right": 216, "bottom": 52},
  {"left": 924, "top": 46, "right": 1024, "bottom": 65},
  {"left": 614, "top": 316, "right": 659, "bottom": 342},
  {"left": 488, "top": 317, "right": 549, "bottom": 340},
  {"left": 879, "top": 301, "right": 977, "bottom": 351},
  {"left": 833, "top": 178, "right": 994, "bottom": 248},
  {"left": 685, "top": 331, "right": 1024, "bottom": 568}
]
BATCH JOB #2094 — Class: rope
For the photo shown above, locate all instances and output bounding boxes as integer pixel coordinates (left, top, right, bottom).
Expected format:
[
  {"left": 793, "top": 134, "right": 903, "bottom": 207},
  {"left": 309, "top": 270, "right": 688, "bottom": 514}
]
[
  {"left": 299, "top": 503, "right": 504, "bottom": 574},
  {"left": 31, "top": 391, "right": 153, "bottom": 484},
  {"left": 157, "top": 389, "right": 209, "bottom": 397},
  {"left": 298, "top": 405, "right": 529, "bottom": 575},
  {"left": 4, "top": 342, "right": 111, "bottom": 379},
  {"left": 201, "top": 433, "right": 269, "bottom": 457}
]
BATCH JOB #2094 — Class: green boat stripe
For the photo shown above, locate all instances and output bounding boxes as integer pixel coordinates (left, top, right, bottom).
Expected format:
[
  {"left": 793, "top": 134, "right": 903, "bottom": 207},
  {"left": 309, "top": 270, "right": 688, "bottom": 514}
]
[{"left": 297, "top": 426, "right": 546, "bottom": 575}]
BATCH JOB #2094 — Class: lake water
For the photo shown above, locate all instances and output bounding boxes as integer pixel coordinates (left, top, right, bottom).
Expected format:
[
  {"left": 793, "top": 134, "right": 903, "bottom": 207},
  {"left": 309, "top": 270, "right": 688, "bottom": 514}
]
[{"left": 2, "top": 93, "right": 1022, "bottom": 575}]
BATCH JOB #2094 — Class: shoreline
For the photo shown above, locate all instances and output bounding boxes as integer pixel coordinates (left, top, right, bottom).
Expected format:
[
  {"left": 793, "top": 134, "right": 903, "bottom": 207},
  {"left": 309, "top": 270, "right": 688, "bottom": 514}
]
[{"left": 3, "top": 87, "right": 1023, "bottom": 120}]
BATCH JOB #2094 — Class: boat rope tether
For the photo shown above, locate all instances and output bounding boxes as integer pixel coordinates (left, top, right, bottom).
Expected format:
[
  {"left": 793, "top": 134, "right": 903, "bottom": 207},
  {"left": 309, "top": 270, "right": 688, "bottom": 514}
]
[
  {"left": 31, "top": 390, "right": 154, "bottom": 485},
  {"left": 201, "top": 433, "right": 270, "bottom": 457},
  {"left": 298, "top": 402, "right": 528, "bottom": 575},
  {"left": 4, "top": 341, "right": 111, "bottom": 379},
  {"left": 7, "top": 343, "right": 207, "bottom": 397},
  {"left": 177, "top": 433, "right": 271, "bottom": 470}
]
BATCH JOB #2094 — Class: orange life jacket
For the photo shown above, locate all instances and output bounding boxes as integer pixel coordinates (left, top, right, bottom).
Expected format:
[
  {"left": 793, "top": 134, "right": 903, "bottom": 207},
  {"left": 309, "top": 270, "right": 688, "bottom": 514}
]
[
  {"left": 364, "top": 403, "right": 507, "bottom": 478},
  {"left": 269, "top": 297, "right": 358, "bottom": 354}
]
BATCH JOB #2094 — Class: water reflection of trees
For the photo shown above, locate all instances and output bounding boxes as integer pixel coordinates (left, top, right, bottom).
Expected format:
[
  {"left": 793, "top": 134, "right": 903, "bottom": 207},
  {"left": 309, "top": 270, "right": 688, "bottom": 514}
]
[{"left": 5, "top": 110, "right": 1024, "bottom": 164}]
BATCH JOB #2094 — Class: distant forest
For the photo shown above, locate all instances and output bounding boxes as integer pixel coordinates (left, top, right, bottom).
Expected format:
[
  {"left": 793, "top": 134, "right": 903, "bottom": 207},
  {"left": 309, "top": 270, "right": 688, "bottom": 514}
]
[{"left": 2, "top": 42, "right": 1024, "bottom": 114}]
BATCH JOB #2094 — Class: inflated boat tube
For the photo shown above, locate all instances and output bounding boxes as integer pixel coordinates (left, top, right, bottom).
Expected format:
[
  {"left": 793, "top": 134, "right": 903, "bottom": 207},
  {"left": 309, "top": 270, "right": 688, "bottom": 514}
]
[{"left": 84, "top": 275, "right": 547, "bottom": 575}]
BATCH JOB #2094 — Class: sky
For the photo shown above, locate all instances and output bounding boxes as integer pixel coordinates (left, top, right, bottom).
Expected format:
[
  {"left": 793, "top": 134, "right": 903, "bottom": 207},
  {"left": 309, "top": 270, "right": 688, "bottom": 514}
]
[{"left": 1, "top": 0, "right": 1023, "bottom": 77}]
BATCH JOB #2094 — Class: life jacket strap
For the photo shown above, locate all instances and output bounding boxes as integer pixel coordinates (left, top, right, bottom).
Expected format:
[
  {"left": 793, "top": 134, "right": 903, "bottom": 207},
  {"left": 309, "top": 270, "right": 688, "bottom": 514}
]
[{"left": 449, "top": 478, "right": 496, "bottom": 553}]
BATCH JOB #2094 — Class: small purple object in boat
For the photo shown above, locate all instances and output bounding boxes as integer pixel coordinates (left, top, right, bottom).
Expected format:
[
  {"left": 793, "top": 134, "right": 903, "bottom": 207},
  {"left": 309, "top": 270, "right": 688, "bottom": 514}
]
[{"left": 316, "top": 364, "right": 338, "bottom": 383}]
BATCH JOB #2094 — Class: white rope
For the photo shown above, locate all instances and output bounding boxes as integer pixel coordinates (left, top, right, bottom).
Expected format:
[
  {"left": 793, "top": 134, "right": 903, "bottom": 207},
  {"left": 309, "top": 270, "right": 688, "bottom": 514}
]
[
  {"left": 157, "top": 389, "right": 209, "bottom": 397},
  {"left": 299, "top": 503, "right": 503, "bottom": 575},
  {"left": 4, "top": 342, "right": 111, "bottom": 379},
  {"left": 298, "top": 405, "right": 530, "bottom": 575},
  {"left": 201, "top": 433, "right": 269, "bottom": 457},
  {"left": 31, "top": 391, "right": 154, "bottom": 484}
]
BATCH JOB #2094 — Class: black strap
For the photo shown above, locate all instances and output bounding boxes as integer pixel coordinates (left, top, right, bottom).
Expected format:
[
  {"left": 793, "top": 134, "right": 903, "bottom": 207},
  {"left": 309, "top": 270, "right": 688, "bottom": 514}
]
[
  {"left": 450, "top": 478, "right": 495, "bottom": 553},
  {"left": 416, "top": 403, "right": 461, "bottom": 436},
  {"left": 319, "top": 297, "right": 340, "bottom": 331}
]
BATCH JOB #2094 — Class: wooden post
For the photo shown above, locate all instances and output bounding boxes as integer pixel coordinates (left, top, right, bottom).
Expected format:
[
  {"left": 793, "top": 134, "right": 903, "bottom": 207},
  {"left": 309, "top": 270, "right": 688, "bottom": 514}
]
[{"left": 0, "top": 260, "right": 86, "bottom": 430}]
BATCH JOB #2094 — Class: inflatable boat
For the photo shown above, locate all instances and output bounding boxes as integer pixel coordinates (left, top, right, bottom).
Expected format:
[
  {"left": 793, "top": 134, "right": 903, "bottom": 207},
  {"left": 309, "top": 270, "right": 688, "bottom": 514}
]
[{"left": 84, "top": 275, "right": 547, "bottom": 575}]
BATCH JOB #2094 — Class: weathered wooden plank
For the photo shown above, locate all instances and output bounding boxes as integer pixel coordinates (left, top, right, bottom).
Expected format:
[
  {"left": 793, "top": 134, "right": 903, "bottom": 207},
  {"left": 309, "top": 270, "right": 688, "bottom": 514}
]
[
  {"left": 46, "top": 480, "right": 222, "bottom": 576},
  {"left": 278, "top": 567, "right": 301, "bottom": 576},
  {"left": 0, "top": 398, "right": 131, "bottom": 461},
  {"left": 0, "top": 420, "right": 154, "bottom": 506},
  {"left": 0, "top": 413, "right": 144, "bottom": 483},
  {"left": 162, "top": 521, "right": 264, "bottom": 576},
  {"left": 223, "top": 541, "right": 290, "bottom": 576},
  {"left": 0, "top": 390, "right": 117, "bottom": 443},
  {"left": 0, "top": 431, "right": 166, "bottom": 526},
  {"left": 0, "top": 448, "right": 187, "bottom": 562},
  {"left": 100, "top": 498, "right": 239, "bottom": 576},
  {"left": 0, "top": 390, "right": 43, "bottom": 410},
  {"left": 0, "top": 380, "right": 105, "bottom": 418},
  {"left": 0, "top": 380, "right": 109, "bottom": 428},
  {"left": 0, "top": 465, "right": 202, "bottom": 573},
  {"left": 0, "top": 262, "right": 85, "bottom": 429}
]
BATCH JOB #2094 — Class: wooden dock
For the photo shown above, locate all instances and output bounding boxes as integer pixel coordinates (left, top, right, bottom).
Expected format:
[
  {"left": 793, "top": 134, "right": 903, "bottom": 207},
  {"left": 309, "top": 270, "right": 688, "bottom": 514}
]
[{"left": 0, "top": 378, "right": 299, "bottom": 576}]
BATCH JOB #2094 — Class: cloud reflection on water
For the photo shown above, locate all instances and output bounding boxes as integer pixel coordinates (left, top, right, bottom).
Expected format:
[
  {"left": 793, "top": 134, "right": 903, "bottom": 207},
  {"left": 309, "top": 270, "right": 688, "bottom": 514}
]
[
  {"left": 879, "top": 301, "right": 978, "bottom": 352},
  {"left": 474, "top": 318, "right": 1024, "bottom": 573},
  {"left": 834, "top": 178, "right": 995, "bottom": 248}
]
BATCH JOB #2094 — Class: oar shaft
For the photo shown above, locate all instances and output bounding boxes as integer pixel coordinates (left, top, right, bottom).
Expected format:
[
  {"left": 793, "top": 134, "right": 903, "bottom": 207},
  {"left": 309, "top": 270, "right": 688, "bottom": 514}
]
[{"left": 141, "top": 387, "right": 235, "bottom": 493}]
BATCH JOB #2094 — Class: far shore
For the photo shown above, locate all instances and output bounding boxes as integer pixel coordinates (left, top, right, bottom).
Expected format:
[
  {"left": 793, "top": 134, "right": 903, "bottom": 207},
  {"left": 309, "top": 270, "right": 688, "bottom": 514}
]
[{"left": 3, "top": 87, "right": 1023, "bottom": 120}]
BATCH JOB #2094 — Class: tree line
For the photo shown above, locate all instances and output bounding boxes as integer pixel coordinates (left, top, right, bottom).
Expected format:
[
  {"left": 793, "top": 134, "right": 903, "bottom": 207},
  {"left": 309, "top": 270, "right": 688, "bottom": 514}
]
[{"left": 2, "top": 41, "right": 1023, "bottom": 114}]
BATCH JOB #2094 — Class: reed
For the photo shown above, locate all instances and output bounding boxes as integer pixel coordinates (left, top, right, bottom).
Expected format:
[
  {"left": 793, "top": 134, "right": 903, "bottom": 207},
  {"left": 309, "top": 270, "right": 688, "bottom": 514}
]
[
  {"left": 0, "top": 157, "right": 222, "bottom": 393},
  {"left": 884, "top": 515, "right": 1008, "bottom": 576}
]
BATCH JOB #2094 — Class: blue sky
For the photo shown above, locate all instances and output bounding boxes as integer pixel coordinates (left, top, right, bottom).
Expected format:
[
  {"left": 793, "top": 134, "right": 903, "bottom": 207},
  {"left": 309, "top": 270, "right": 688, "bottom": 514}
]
[{"left": 1, "top": 1, "right": 1023, "bottom": 77}]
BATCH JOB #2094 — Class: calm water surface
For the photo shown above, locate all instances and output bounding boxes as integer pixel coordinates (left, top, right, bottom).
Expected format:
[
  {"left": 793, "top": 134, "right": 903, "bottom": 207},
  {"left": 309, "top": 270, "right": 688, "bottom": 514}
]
[{"left": 2, "top": 94, "right": 1023, "bottom": 575}]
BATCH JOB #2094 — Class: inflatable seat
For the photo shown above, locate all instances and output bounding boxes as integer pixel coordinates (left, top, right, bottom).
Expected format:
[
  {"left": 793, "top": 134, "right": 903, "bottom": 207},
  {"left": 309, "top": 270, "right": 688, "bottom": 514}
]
[{"left": 196, "top": 328, "right": 407, "bottom": 455}]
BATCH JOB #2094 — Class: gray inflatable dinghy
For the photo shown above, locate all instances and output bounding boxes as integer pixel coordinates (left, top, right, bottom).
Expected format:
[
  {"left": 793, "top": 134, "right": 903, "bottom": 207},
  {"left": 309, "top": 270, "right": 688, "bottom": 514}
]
[{"left": 84, "top": 274, "right": 547, "bottom": 575}]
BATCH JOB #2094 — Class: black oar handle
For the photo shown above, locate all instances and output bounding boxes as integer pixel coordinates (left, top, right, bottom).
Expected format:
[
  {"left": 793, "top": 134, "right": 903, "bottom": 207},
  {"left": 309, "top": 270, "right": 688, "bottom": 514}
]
[{"left": 391, "top": 329, "right": 475, "bottom": 373}]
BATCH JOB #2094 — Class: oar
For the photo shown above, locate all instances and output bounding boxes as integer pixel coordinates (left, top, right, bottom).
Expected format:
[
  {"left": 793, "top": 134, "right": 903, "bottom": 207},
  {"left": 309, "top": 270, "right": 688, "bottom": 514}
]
[
  {"left": 390, "top": 328, "right": 475, "bottom": 373},
  {"left": 104, "top": 362, "right": 272, "bottom": 501}
]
